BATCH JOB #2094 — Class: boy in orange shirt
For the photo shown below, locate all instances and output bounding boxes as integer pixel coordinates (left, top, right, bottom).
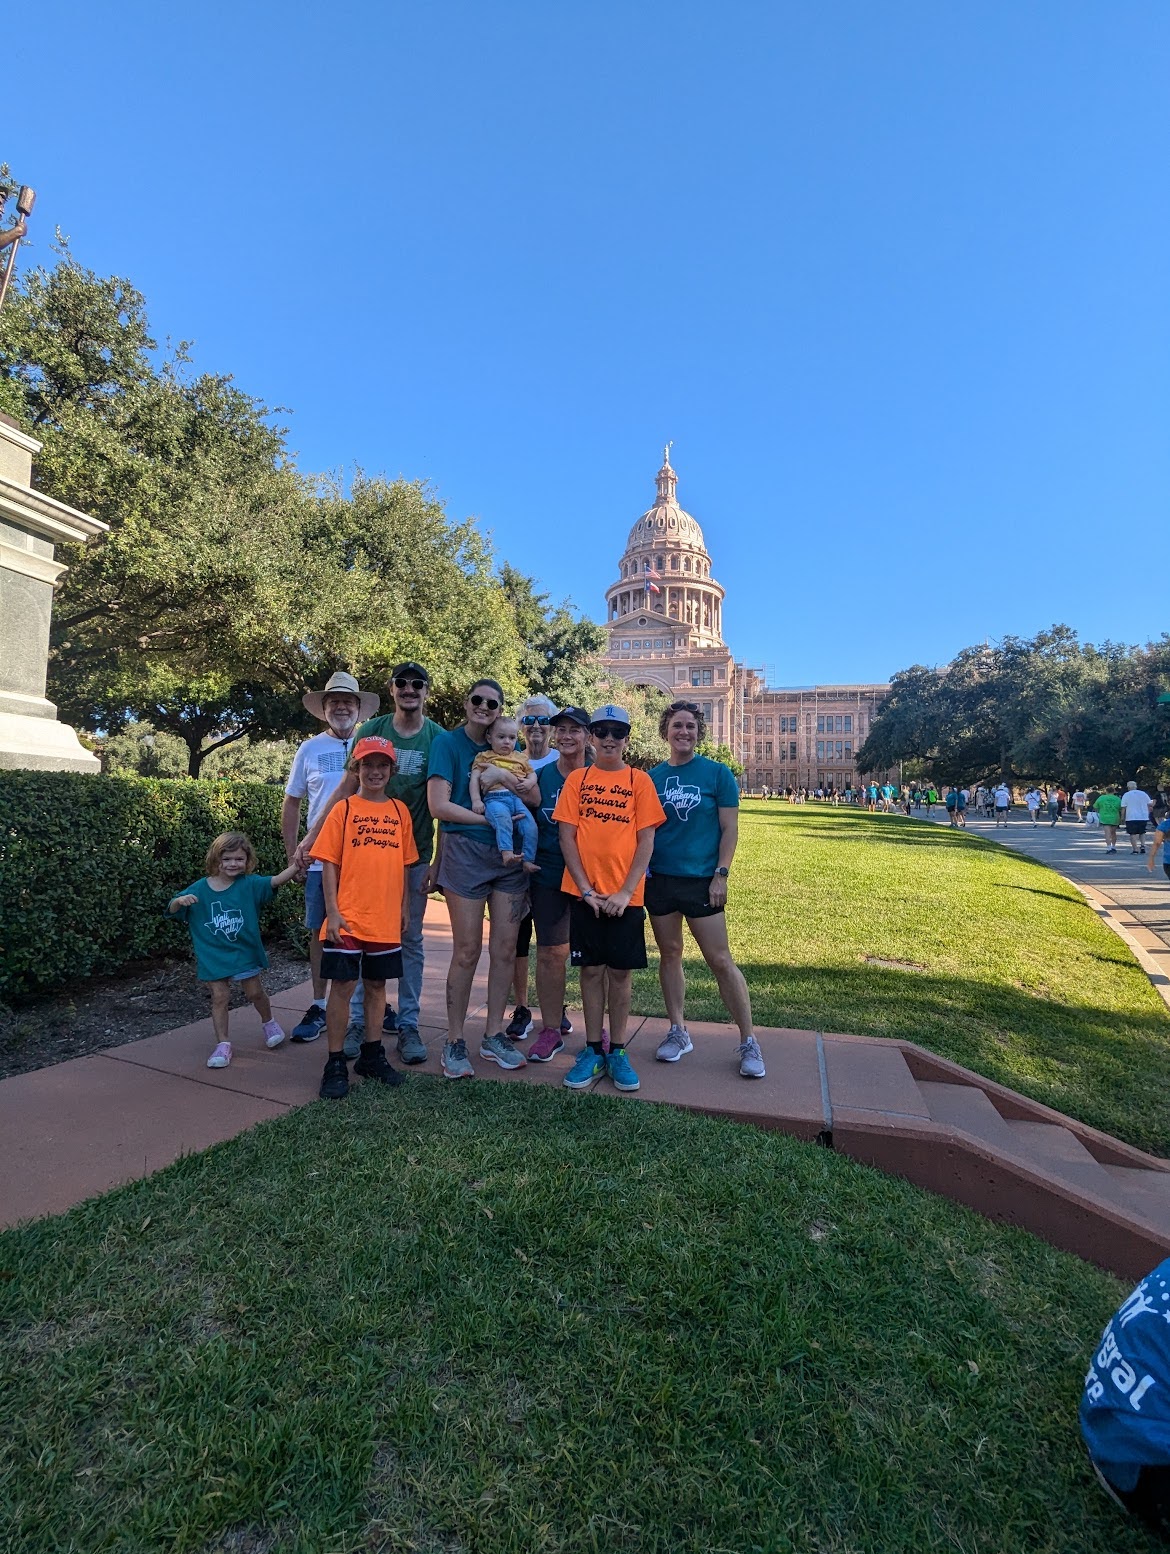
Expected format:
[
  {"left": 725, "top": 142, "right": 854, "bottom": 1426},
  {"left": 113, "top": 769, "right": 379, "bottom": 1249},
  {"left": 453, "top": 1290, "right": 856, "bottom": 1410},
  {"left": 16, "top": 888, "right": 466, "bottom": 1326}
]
[
  {"left": 310, "top": 736, "right": 419, "bottom": 1099},
  {"left": 554, "top": 703, "right": 665, "bottom": 1093}
]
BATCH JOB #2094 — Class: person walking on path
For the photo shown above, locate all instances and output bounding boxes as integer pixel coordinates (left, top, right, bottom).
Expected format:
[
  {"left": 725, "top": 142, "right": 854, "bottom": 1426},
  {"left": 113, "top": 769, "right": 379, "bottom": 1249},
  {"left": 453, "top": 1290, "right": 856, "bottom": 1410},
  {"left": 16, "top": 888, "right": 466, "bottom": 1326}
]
[
  {"left": 1094, "top": 787, "right": 1122, "bottom": 852},
  {"left": 522, "top": 705, "right": 591, "bottom": 1062},
  {"left": 504, "top": 695, "right": 565, "bottom": 1042},
  {"left": 1046, "top": 788, "right": 1061, "bottom": 827},
  {"left": 428, "top": 679, "right": 538, "bottom": 1079},
  {"left": 993, "top": 782, "right": 1011, "bottom": 825},
  {"left": 1148, "top": 813, "right": 1170, "bottom": 883},
  {"left": 1072, "top": 788, "right": 1088, "bottom": 822},
  {"left": 282, "top": 671, "right": 378, "bottom": 1044},
  {"left": 554, "top": 704, "right": 666, "bottom": 1095},
  {"left": 1025, "top": 787, "right": 1042, "bottom": 826},
  {"left": 646, "top": 701, "right": 765, "bottom": 1080},
  {"left": 310, "top": 737, "right": 417, "bottom": 1101},
  {"left": 168, "top": 832, "right": 302, "bottom": 1069},
  {"left": 296, "top": 663, "right": 444, "bottom": 1066},
  {"left": 1121, "top": 781, "right": 1154, "bottom": 855}
]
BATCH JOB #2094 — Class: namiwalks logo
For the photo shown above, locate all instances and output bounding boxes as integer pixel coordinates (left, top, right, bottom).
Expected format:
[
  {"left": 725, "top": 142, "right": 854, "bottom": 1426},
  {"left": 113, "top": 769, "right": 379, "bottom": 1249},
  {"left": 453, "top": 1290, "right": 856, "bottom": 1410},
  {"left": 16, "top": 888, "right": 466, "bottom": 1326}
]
[{"left": 662, "top": 774, "right": 701, "bottom": 822}]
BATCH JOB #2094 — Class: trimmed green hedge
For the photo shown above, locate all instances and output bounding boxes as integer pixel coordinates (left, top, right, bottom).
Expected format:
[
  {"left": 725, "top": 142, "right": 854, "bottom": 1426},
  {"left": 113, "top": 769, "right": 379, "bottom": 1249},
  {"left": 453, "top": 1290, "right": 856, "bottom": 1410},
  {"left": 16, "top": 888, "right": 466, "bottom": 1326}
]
[{"left": 0, "top": 771, "right": 305, "bottom": 1004}]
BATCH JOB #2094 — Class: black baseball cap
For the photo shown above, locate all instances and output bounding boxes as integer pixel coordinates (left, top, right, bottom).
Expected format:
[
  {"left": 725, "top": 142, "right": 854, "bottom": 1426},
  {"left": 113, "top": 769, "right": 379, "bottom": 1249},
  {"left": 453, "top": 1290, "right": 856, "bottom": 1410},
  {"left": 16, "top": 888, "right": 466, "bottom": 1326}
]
[
  {"left": 389, "top": 661, "right": 430, "bottom": 683},
  {"left": 551, "top": 705, "right": 590, "bottom": 728}
]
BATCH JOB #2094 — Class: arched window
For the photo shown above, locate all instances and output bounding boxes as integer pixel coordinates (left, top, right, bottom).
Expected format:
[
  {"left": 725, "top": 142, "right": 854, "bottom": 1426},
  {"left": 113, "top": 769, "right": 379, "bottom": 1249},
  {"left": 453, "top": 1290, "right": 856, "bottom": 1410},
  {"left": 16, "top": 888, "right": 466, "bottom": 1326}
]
[
  {"left": 684, "top": 558, "right": 691, "bottom": 572},
  {"left": 671, "top": 555, "right": 680, "bottom": 570}
]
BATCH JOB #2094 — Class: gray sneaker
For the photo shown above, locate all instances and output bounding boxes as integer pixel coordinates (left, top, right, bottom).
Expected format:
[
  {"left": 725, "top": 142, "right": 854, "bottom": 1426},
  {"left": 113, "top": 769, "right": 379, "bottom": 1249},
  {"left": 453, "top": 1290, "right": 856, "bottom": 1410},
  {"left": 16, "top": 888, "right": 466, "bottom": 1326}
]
[
  {"left": 479, "top": 1032, "right": 527, "bottom": 1070},
  {"left": 343, "top": 1022, "right": 363, "bottom": 1060},
  {"left": 655, "top": 1024, "right": 693, "bottom": 1062},
  {"left": 441, "top": 1038, "right": 475, "bottom": 1080},
  {"left": 737, "top": 1036, "right": 765, "bottom": 1079},
  {"left": 395, "top": 1027, "right": 427, "bottom": 1065}
]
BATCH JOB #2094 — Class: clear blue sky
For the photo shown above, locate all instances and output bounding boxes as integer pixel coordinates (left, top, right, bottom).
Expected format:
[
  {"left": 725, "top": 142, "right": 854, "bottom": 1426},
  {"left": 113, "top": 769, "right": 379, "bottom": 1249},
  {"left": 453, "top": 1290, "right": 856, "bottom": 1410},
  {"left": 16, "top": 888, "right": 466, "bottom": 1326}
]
[{"left": 8, "top": 2, "right": 1169, "bottom": 684}]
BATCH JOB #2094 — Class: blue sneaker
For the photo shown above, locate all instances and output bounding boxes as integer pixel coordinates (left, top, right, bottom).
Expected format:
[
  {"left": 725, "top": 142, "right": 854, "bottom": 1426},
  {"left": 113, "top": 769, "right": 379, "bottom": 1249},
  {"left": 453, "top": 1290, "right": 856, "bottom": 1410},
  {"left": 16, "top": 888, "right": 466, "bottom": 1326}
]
[
  {"left": 606, "top": 1047, "right": 640, "bottom": 1092},
  {"left": 563, "top": 1046, "right": 606, "bottom": 1090},
  {"left": 291, "top": 1004, "right": 326, "bottom": 1043}
]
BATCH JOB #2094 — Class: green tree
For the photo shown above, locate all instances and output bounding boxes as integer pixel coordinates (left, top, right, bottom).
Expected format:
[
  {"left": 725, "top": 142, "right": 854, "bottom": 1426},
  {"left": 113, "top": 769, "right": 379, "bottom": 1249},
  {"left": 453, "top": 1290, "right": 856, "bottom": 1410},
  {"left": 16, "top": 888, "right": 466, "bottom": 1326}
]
[{"left": 498, "top": 565, "right": 606, "bottom": 706}]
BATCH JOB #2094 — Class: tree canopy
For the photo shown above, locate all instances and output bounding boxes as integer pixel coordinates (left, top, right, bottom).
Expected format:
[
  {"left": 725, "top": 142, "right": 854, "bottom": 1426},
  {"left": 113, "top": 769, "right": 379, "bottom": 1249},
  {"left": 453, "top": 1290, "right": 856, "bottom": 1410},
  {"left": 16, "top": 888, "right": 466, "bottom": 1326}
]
[
  {"left": 0, "top": 248, "right": 604, "bottom": 773},
  {"left": 857, "top": 626, "right": 1170, "bottom": 790}
]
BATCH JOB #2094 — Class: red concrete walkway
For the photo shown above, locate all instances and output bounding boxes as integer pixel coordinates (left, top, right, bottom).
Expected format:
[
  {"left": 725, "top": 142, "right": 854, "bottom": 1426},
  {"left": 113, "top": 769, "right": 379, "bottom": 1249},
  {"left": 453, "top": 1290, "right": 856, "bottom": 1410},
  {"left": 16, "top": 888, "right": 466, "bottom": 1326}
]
[{"left": 3, "top": 902, "right": 1169, "bottom": 1279}]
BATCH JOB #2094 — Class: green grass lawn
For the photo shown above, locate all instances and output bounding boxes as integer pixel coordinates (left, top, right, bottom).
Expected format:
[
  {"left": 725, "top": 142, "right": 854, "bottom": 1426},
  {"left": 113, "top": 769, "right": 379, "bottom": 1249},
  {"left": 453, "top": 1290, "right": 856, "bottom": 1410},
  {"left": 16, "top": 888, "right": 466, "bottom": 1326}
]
[
  {"left": 630, "top": 804, "right": 1170, "bottom": 1155},
  {"left": 1, "top": 1082, "right": 1160, "bottom": 1554}
]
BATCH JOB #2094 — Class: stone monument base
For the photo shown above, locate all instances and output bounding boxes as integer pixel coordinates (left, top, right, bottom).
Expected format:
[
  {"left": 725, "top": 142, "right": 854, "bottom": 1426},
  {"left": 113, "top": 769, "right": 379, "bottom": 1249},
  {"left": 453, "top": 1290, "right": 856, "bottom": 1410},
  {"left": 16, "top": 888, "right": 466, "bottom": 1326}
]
[{"left": 0, "top": 697, "right": 100, "bottom": 773}]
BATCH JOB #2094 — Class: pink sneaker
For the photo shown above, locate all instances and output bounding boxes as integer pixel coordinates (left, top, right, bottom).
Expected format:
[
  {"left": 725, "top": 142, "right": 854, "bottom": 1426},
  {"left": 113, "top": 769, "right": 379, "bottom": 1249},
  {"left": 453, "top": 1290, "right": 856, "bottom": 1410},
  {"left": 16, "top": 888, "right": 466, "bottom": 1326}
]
[
  {"left": 207, "top": 1041, "right": 232, "bottom": 1068},
  {"left": 527, "top": 1027, "right": 565, "bottom": 1062},
  {"left": 262, "top": 1020, "right": 286, "bottom": 1049}
]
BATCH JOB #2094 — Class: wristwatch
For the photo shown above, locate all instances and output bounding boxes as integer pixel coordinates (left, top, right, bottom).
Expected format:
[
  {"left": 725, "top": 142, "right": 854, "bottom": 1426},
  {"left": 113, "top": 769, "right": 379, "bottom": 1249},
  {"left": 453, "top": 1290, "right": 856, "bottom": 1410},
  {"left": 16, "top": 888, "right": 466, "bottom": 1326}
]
[{"left": 715, "top": 866, "right": 730, "bottom": 878}]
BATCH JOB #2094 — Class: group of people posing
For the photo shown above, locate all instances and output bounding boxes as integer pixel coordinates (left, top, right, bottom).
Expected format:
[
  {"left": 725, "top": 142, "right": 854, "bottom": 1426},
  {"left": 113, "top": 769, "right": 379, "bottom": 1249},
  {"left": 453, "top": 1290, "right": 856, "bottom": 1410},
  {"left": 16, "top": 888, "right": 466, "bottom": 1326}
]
[{"left": 167, "top": 664, "right": 764, "bottom": 1100}]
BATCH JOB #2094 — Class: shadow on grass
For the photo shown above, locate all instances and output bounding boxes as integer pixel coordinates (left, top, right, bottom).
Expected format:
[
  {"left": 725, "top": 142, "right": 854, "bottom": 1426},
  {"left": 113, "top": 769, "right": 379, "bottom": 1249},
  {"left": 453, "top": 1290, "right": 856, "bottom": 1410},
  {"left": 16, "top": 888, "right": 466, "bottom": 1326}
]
[{"left": 631, "top": 956, "right": 1170, "bottom": 1156}]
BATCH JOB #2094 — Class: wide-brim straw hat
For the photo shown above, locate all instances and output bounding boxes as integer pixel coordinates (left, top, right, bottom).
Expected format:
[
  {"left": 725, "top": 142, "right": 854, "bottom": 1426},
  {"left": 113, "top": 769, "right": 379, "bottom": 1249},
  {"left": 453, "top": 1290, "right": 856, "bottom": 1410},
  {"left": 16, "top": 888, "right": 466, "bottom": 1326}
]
[{"left": 302, "top": 670, "right": 380, "bottom": 722}]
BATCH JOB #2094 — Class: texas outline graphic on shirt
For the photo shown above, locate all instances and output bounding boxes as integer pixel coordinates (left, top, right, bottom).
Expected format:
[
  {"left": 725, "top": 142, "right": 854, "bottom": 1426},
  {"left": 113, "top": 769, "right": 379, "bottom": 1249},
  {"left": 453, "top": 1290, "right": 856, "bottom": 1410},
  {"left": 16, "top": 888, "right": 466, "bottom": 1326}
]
[
  {"left": 210, "top": 899, "right": 245, "bottom": 941},
  {"left": 662, "top": 774, "right": 701, "bottom": 821}
]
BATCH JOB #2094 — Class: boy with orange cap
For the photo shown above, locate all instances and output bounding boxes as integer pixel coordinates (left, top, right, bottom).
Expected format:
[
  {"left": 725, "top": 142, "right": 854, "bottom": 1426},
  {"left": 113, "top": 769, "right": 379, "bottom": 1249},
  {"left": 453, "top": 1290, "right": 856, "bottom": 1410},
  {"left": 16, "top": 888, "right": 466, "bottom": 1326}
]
[{"left": 310, "top": 735, "right": 418, "bottom": 1099}]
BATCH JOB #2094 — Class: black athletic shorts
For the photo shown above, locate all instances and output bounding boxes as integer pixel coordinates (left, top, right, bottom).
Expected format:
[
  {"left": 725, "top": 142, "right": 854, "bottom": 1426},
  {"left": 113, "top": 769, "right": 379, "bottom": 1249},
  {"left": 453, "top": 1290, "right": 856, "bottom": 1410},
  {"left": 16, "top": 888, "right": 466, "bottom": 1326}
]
[
  {"left": 530, "top": 881, "right": 572, "bottom": 946},
  {"left": 569, "top": 899, "right": 648, "bottom": 970},
  {"left": 1126, "top": 820, "right": 1148, "bottom": 836},
  {"left": 320, "top": 941, "right": 403, "bottom": 983},
  {"left": 644, "top": 871, "right": 722, "bottom": 920}
]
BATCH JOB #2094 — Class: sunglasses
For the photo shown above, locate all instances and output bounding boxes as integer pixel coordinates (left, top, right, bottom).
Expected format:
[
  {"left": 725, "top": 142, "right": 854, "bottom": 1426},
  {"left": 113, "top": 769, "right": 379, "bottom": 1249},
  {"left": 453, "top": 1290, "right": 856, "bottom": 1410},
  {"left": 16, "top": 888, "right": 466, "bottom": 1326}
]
[
  {"left": 393, "top": 677, "right": 427, "bottom": 690},
  {"left": 668, "top": 702, "right": 701, "bottom": 716},
  {"left": 520, "top": 714, "right": 550, "bottom": 726},
  {"left": 469, "top": 693, "right": 501, "bottom": 710},
  {"left": 591, "top": 723, "right": 629, "bottom": 740}
]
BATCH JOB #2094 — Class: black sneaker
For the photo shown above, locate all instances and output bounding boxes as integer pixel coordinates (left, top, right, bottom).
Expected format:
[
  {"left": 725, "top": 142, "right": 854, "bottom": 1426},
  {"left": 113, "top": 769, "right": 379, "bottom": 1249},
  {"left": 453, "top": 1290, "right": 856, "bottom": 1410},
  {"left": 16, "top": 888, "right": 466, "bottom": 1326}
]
[
  {"left": 353, "top": 1040, "right": 406, "bottom": 1087},
  {"left": 382, "top": 1004, "right": 398, "bottom": 1034},
  {"left": 560, "top": 1004, "right": 573, "bottom": 1037},
  {"left": 319, "top": 1053, "right": 350, "bottom": 1101},
  {"left": 505, "top": 1004, "right": 533, "bottom": 1038}
]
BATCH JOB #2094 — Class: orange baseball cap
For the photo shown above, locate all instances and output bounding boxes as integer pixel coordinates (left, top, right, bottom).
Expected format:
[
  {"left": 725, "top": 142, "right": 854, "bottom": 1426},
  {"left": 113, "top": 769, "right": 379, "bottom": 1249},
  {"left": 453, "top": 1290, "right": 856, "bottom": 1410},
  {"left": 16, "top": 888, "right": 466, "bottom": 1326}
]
[{"left": 351, "top": 735, "right": 397, "bottom": 763}]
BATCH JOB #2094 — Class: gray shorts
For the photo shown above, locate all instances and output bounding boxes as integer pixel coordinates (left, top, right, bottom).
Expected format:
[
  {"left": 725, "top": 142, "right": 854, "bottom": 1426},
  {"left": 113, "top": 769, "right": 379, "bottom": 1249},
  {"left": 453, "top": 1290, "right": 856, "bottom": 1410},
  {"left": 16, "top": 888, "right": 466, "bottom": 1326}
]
[{"left": 437, "top": 830, "right": 529, "bottom": 901}]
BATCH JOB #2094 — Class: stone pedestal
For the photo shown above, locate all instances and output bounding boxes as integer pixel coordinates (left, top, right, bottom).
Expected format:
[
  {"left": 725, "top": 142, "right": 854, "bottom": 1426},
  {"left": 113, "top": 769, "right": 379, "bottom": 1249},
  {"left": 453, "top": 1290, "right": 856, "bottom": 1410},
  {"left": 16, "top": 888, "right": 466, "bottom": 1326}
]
[{"left": 0, "top": 415, "right": 106, "bottom": 772}]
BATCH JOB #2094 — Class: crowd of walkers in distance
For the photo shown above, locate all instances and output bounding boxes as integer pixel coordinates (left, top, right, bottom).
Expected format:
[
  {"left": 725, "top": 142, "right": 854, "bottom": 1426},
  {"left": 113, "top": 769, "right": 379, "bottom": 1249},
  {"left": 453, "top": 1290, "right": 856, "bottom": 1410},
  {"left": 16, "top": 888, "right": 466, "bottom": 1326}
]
[
  {"left": 756, "top": 778, "right": 1170, "bottom": 851},
  {"left": 167, "top": 667, "right": 765, "bottom": 1100}
]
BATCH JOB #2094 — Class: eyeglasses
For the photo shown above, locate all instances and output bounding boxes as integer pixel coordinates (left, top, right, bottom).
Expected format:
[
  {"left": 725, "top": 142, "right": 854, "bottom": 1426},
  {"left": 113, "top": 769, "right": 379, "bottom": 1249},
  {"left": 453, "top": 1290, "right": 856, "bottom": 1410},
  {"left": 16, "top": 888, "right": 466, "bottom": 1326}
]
[
  {"left": 520, "top": 714, "right": 549, "bottom": 726},
  {"left": 469, "top": 694, "right": 500, "bottom": 710},
  {"left": 591, "top": 723, "right": 629, "bottom": 740},
  {"left": 394, "top": 677, "right": 426, "bottom": 690}
]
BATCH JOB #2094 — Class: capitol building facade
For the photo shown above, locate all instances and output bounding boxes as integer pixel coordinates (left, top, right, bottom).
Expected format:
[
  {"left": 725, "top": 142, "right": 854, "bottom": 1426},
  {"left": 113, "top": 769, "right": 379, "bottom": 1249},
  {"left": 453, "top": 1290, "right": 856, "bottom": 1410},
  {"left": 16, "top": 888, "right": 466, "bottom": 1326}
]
[{"left": 599, "top": 449, "right": 894, "bottom": 792}]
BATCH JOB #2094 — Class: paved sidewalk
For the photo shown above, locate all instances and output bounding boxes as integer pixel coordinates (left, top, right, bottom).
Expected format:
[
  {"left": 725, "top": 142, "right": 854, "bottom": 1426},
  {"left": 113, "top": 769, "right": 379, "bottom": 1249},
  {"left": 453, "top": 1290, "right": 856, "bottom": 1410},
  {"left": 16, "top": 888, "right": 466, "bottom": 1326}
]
[{"left": 923, "top": 807, "right": 1170, "bottom": 1002}]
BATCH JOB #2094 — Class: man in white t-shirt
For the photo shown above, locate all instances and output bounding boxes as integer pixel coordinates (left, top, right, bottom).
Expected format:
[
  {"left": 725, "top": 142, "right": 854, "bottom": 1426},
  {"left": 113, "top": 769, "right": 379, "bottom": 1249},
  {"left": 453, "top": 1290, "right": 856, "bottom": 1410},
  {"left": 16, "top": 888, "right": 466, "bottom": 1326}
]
[
  {"left": 282, "top": 671, "right": 380, "bottom": 1040},
  {"left": 1120, "top": 780, "right": 1153, "bottom": 855},
  {"left": 1072, "top": 789, "right": 1088, "bottom": 821},
  {"left": 1024, "top": 788, "right": 1042, "bottom": 825},
  {"left": 993, "top": 783, "right": 1011, "bottom": 825}
]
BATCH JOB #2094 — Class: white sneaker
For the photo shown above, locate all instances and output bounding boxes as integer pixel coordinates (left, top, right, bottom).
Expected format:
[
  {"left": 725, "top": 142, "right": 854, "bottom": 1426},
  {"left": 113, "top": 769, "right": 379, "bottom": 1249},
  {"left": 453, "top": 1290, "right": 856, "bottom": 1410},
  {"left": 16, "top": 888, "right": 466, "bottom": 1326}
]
[
  {"left": 207, "top": 1041, "right": 232, "bottom": 1068},
  {"left": 262, "top": 1020, "right": 286, "bottom": 1049},
  {"left": 655, "top": 1024, "right": 693, "bottom": 1062}
]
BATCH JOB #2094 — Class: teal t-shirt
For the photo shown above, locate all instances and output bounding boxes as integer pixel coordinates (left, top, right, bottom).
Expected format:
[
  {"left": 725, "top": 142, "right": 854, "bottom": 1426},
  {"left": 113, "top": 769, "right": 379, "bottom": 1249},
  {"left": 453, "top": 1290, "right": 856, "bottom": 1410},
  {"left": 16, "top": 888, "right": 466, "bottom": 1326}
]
[
  {"left": 356, "top": 714, "right": 445, "bottom": 862},
  {"left": 427, "top": 725, "right": 490, "bottom": 837},
  {"left": 648, "top": 755, "right": 739, "bottom": 878},
  {"left": 170, "top": 874, "right": 274, "bottom": 982}
]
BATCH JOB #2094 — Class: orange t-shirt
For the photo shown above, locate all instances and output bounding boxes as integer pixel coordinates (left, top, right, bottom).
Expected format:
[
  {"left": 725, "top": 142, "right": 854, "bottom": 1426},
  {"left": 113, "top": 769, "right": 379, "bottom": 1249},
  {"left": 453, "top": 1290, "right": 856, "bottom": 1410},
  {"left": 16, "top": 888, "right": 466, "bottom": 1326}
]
[
  {"left": 553, "top": 764, "right": 665, "bottom": 907},
  {"left": 309, "top": 795, "right": 419, "bottom": 945}
]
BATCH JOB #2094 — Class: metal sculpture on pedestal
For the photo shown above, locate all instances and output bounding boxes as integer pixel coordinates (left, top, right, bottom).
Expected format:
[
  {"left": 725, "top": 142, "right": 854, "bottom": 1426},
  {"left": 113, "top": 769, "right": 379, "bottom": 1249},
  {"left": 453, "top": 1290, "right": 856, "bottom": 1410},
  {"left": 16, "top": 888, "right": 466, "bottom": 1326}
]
[{"left": 0, "top": 175, "right": 105, "bottom": 771}]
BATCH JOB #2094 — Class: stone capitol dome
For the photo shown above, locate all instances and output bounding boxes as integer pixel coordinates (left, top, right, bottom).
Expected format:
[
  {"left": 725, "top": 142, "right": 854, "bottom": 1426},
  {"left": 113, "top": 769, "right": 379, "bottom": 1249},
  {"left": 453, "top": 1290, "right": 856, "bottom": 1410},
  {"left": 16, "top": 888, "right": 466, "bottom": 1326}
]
[{"left": 599, "top": 446, "right": 733, "bottom": 746}]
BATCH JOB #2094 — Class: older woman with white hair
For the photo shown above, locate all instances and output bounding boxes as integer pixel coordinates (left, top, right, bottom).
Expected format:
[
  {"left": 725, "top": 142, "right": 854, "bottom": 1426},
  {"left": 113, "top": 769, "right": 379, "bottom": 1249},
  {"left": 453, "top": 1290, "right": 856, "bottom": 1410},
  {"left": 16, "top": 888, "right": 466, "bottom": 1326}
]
[{"left": 505, "top": 693, "right": 570, "bottom": 1039}]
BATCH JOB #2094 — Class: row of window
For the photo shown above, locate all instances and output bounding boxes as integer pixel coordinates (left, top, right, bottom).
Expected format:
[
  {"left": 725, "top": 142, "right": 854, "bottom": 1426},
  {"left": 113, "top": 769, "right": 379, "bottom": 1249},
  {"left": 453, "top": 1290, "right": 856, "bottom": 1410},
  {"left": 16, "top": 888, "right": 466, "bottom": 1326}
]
[
  {"left": 621, "top": 555, "right": 709, "bottom": 579},
  {"left": 613, "top": 637, "right": 675, "bottom": 651},
  {"left": 816, "top": 741, "right": 853, "bottom": 759},
  {"left": 755, "top": 741, "right": 800, "bottom": 759},
  {"left": 817, "top": 715, "right": 853, "bottom": 734}
]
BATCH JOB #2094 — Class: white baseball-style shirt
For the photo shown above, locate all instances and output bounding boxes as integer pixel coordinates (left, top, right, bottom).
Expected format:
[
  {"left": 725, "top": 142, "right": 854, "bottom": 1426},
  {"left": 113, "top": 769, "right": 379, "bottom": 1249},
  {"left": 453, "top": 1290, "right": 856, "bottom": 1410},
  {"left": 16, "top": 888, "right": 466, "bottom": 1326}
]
[{"left": 1121, "top": 789, "right": 1152, "bottom": 823}]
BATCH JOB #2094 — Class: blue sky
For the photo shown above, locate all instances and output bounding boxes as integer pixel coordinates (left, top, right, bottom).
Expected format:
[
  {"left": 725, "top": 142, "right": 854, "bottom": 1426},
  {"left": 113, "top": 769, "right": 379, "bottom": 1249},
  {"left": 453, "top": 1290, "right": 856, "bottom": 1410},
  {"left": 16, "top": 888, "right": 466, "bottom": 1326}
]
[{"left": 8, "top": 2, "right": 1169, "bottom": 684}]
